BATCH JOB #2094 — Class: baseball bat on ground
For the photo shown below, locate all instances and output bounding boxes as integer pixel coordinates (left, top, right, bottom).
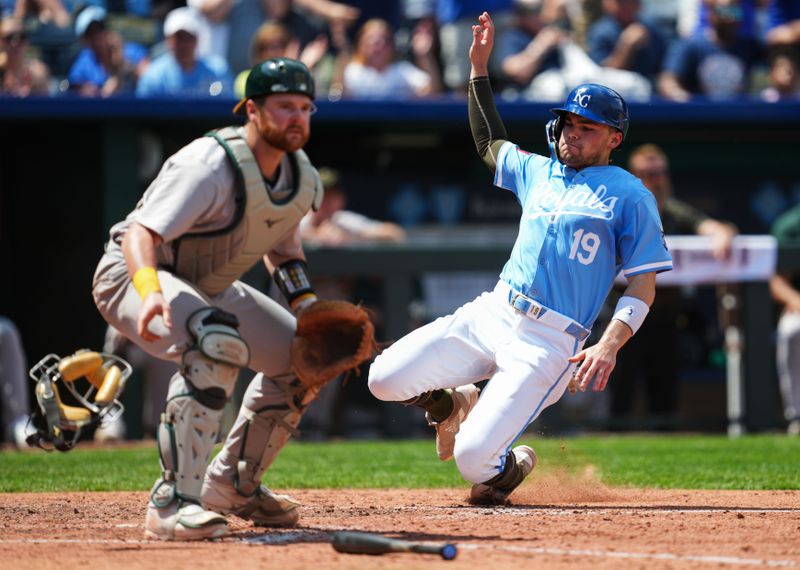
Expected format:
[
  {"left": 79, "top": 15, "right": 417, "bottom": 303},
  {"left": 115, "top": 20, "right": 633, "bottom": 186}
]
[{"left": 331, "top": 531, "right": 458, "bottom": 560}]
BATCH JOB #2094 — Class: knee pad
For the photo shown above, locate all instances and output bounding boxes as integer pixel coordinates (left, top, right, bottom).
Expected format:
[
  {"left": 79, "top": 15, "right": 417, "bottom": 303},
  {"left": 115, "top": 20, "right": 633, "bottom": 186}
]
[{"left": 184, "top": 307, "right": 250, "bottom": 399}]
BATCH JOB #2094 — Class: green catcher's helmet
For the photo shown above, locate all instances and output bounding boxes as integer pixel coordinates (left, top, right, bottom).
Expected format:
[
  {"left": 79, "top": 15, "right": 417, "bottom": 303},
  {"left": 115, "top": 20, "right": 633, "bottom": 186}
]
[{"left": 233, "top": 57, "right": 315, "bottom": 115}]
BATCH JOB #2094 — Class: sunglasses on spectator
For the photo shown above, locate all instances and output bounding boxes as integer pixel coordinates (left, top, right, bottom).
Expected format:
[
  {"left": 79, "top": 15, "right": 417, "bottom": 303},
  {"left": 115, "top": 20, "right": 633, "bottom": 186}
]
[{"left": 2, "top": 32, "right": 27, "bottom": 46}]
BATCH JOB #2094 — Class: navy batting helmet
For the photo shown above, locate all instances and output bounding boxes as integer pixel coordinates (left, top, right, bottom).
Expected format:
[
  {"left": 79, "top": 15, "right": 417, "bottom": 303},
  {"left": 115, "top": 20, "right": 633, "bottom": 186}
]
[
  {"left": 551, "top": 83, "right": 629, "bottom": 137},
  {"left": 546, "top": 83, "right": 629, "bottom": 160},
  {"left": 550, "top": 83, "right": 630, "bottom": 136}
]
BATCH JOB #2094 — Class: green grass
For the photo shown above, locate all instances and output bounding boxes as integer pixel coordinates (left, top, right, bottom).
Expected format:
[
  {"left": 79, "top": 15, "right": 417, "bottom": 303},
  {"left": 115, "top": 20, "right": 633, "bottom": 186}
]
[
  {"left": 1, "top": 435, "right": 798, "bottom": 493},
  {"left": 561, "top": 435, "right": 800, "bottom": 489}
]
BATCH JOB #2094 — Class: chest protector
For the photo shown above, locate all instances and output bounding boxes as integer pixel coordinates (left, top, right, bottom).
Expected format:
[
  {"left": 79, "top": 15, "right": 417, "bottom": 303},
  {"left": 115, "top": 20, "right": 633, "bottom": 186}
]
[{"left": 173, "top": 126, "right": 322, "bottom": 297}]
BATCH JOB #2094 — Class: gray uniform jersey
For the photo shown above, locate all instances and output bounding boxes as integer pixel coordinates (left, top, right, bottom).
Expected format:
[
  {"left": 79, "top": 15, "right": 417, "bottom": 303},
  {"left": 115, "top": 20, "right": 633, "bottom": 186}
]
[
  {"left": 92, "top": 128, "right": 300, "bottom": 376},
  {"left": 103, "top": 129, "right": 295, "bottom": 269}
]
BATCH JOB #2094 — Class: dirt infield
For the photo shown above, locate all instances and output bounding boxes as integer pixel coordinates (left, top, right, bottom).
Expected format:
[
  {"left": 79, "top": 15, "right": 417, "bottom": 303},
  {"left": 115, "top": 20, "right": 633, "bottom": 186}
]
[{"left": 2, "top": 476, "right": 799, "bottom": 570}]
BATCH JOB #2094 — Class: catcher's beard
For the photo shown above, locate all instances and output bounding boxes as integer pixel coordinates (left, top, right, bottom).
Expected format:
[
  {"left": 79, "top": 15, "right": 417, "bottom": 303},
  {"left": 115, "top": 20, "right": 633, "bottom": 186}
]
[{"left": 260, "top": 122, "right": 309, "bottom": 152}]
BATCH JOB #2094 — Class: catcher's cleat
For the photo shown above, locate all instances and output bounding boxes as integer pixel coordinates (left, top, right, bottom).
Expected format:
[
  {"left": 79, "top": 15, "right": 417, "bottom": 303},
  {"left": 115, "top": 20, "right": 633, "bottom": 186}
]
[
  {"left": 469, "top": 445, "right": 537, "bottom": 506},
  {"left": 426, "top": 384, "right": 480, "bottom": 461},
  {"left": 201, "top": 475, "right": 301, "bottom": 527},
  {"left": 144, "top": 500, "right": 229, "bottom": 541}
]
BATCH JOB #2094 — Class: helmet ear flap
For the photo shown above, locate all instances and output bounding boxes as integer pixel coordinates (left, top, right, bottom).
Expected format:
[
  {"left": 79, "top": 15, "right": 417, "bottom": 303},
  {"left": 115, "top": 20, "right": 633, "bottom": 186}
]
[{"left": 545, "top": 117, "right": 562, "bottom": 161}]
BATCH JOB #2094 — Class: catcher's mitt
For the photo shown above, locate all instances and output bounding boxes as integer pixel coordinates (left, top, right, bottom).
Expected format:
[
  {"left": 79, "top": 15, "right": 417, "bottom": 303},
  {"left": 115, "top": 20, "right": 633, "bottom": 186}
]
[{"left": 291, "top": 299, "right": 376, "bottom": 388}]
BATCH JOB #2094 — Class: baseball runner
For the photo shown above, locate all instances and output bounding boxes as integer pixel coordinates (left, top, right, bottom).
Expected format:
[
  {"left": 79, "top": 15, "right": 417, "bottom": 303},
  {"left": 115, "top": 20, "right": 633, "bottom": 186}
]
[
  {"left": 92, "top": 58, "right": 348, "bottom": 540},
  {"left": 368, "top": 12, "right": 673, "bottom": 505}
]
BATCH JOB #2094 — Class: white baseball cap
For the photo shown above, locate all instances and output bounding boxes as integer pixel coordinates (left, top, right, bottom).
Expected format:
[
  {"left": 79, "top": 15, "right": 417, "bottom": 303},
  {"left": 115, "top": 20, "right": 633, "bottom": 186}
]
[
  {"left": 163, "top": 7, "right": 201, "bottom": 38},
  {"left": 75, "top": 5, "right": 107, "bottom": 37}
]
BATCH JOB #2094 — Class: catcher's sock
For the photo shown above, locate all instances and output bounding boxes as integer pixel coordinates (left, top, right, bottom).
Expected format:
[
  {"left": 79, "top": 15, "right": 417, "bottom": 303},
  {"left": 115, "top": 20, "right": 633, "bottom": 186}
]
[{"left": 403, "top": 389, "right": 454, "bottom": 422}]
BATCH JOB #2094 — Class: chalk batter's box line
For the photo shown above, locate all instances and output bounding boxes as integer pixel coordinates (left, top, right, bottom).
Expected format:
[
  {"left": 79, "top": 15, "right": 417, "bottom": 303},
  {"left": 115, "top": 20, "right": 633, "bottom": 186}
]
[{"left": 1, "top": 535, "right": 799, "bottom": 567}]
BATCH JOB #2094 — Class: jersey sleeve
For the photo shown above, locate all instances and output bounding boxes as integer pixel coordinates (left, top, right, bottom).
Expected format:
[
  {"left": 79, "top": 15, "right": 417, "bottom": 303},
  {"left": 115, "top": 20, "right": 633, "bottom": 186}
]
[
  {"left": 493, "top": 142, "right": 548, "bottom": 202},
  {"left": 135, "top": 158, "right": 222, "bottom": 242},
  {"left": 618, "top": 192, "right": 673, "bottom": 278}
]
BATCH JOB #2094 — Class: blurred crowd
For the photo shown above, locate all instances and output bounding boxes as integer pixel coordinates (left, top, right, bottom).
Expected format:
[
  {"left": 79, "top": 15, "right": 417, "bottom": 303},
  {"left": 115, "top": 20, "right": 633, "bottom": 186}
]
[{"left": 1, "top": 0, "right": 799, "bottom": 102}]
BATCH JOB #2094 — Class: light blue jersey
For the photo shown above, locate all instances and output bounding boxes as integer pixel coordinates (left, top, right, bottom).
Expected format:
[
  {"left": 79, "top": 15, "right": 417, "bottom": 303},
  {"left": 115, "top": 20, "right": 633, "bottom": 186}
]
[{"left": 494, "top": 141, "right": 673, "bottom": 328}]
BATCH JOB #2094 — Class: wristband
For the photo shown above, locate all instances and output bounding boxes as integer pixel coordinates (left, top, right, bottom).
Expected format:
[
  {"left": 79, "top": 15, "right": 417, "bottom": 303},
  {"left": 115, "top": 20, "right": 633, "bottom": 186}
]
[
  {"left": 132, "top": 267, "right": 162, "bottom": 301},
  {"left": 273, "top": 259, "right": 316, "bottom": 308},
  {"left": 291, "top": 292, "right": 318, "bottom": 312},
  {"left": 612, "top": 295, "right": 650, "bottom": 335}
]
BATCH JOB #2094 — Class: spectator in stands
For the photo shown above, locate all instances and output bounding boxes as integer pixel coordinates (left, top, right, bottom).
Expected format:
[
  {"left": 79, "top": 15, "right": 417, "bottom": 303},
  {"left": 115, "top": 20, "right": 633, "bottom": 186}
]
[
  {"left": 83, "top": 0, "right": 152, "bottom": 19},
  {"left": 0, "top": 315, "right": 32, "bottom": 449},
  {"left": 607, "top": 143, "right": 737, "bottom": 429},
  {"left": 761, "top": 44, "right": 800, "bottom": 100},
  {"left": 81, "top": 0, "right": 159, "bottom": 49},
  {"left": 508, "top": 5, "right": 654, "bottom": 101},
  {"left": 632, "top": 145, "right": 737, "bottom": 261},
  {"left": 0, "top": 16, "right": 50, "bottom": 95},
  {"left": 495, "top": 0, "right": 566, "bottom": 93},
  {"left": 682, "top": 0, "right": 762, "bottom": 40},
  {"left": 568, "top": 0, "right": 603, "bottom": 47},
  {"left": 765, "top": 0, "right": 800, "bottom": 46},
  {"left": 5, "top": 0, "right": 74, "bottom": 80},
  {"left": 769, "top": 203, "right": 800, "bottom": 436},
  {"left": 10, "top": 0, "right": 69, "bottom": 28},
  {"left": 186, "top": 0, "right": 235, "bottom": 63},
  {"left": 658, "top": 0, "right": 763, "bottom": 101},
  {"left": 208, "top": 0, "right": 357, "bottom": 80},
  {"left": 586, "top": 0, "right": 666, "bottom": 83},
  {"left": 300, "top": 167, "right": 407, "bottom": 245},
  {"left": 436, "top": 0, "right": 513, "bottom": 93},
  {"left": 67, "top": 5, "right": 148, "bottom": 96},
  {"left": 233, "top": 20, "right": 330, "bottom": 97},
  {"left": 136, "top": 6, "right": 233, "bottom": 97},
  {"left": 342, "top": 17, "right": 442, "bottom": 99}
]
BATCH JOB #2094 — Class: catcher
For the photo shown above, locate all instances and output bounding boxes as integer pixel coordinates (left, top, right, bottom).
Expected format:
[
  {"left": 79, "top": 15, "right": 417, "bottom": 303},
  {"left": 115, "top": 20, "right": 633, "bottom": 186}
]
[{"left": 92, "top": 57, "right": 374, "bottom": 541}]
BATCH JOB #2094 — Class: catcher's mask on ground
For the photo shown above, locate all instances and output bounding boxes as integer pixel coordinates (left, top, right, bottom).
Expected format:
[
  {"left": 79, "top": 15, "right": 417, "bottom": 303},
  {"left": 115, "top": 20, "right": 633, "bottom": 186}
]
[{"left": 27, "top": 350, "right": 132, "bottom": 451}]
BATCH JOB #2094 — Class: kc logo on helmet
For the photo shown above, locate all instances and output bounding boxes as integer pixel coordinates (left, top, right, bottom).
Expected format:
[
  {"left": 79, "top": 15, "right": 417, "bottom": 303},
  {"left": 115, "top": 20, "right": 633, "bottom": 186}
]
[{"left": 572, "top": 87, "right": 591, "bottom": 108}]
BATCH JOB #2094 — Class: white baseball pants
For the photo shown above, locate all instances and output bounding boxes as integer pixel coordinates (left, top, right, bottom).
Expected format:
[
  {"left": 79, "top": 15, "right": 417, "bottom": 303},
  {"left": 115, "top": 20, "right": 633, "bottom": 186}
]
[{"left": 369, "top": 281, "right": 585, "bottom": 484}]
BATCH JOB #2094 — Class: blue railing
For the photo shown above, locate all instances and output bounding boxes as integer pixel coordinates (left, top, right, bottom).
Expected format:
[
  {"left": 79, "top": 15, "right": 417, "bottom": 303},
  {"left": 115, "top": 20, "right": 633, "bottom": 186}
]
[{"left": 2, "top": 95, "right": 799, "bottom": 122}]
